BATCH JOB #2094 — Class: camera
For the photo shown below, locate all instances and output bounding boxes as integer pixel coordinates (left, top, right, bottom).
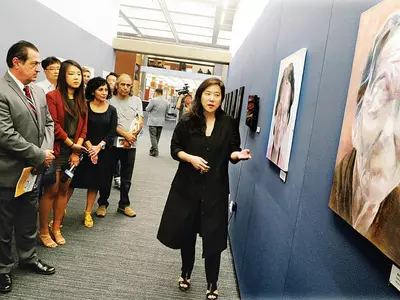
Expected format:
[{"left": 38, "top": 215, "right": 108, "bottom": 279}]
[{"left": 175, "top": 83, "right": 189, "bottom": 96}]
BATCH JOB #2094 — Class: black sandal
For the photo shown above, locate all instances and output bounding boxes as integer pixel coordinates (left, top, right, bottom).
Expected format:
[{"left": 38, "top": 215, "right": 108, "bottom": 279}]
[
  {"left": 178, "top": 275, "right": 191, "bottom": 291},
  {"left": 206, "top": 283, "right": 219, "bottom": 299}
]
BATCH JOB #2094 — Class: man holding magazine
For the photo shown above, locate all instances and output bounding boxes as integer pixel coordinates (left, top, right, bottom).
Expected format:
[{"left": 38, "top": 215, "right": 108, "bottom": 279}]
[{"left": 96, "top": 74, "right": 143, "bottom": 218}]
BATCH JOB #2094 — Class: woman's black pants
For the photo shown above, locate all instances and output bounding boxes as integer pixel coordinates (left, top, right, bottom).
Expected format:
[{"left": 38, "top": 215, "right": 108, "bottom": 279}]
[{"left": 180, "top": 232, "right": 221, "bottom": 284}]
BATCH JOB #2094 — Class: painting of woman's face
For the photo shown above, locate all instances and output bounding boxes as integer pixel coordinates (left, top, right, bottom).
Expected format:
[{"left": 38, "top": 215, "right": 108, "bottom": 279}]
[
  {"left": 273, "top": 70, "right": 292, "bottom": 149},
  {"left": 266, "top": 51, "right": 306, "bottom": 172}
]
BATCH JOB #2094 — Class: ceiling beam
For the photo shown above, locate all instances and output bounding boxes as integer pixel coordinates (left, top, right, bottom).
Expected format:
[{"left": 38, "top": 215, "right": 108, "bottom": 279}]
[
  {"left": 119, "top": 10, "right": 142, "bottom": 37},
  {"left": 117, "top": 34, "right": 228, "bottom": 50},
  {"left": 120, "top": 4, "right": 161, "bottom": 12},
  {"left": 113, "top": 37, "right": 231, "bottom": 60},
  {"left": 157, "top": 0, "right": 180, "bottom": 43},
  {"left": 212, "top": 1, "right": 223, "bottom": 44}
]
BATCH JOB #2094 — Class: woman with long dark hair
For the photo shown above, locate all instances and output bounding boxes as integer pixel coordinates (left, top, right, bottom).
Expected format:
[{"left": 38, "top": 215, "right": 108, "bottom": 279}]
[
  {"left": 157, "top": 78, "right": 251, "bottom": 299},
  {"left": 39, "top": 60, "right": 88, "bottom": 247},
  {"left": 70, "top": 77, "right": 117, "bottom": 228}
]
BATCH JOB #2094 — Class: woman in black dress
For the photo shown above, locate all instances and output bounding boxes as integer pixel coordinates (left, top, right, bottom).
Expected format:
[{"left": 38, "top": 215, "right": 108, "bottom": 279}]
[
  {"left": 71, "top": 77, "right": 117, "bottom": 228},
  {"left": 157, "top": 78, "right": 251, "bottom": 299}
]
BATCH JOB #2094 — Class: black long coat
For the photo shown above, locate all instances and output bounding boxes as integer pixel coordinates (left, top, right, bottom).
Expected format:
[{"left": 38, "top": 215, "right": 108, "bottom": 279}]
[{"left": 157, "top": 113, "right": 241, "bottom": 257}]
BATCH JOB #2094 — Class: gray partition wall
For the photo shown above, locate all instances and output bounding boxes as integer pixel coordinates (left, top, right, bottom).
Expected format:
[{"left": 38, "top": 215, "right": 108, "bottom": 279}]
[
  {"left": 0, "top": 0, "right": 115, "bottom": 78},
  {"left": 227, "top": 0, "right": 399, "bottom": 299}
]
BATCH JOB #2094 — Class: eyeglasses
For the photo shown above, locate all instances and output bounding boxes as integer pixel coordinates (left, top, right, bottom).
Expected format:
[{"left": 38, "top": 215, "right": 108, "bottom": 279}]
[{"left": 46, "top": 67, "right": 60, "bottom": 72}]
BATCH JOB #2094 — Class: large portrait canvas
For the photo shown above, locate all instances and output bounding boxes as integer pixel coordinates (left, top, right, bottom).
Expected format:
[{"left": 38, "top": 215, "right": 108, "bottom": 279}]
[
  {"left": 266, "top": 48, "right": 307, "bottom": 171},
  {"left": 329, "top": 0, "right": 400, "bottom": 265}
]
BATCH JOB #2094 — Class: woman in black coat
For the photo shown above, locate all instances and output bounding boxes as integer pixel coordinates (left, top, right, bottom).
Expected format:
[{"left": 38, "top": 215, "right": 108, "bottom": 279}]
[{"left": 157, "top": 78, "right": 251, "bottom": 299}]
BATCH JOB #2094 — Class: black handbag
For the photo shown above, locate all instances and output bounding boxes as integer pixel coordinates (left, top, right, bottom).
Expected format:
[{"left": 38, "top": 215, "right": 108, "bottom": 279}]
[{"left": 42, "top": 161, "right": 56, "bottom": 186}]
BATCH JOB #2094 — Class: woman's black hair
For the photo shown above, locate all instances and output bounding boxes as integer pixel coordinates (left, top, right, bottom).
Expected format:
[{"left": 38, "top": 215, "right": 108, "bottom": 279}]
[
  {"left": 85, "top": 77, "right": 112, "bottom": 101},
  {"left": 186, "top": 78, "right": 225, "bottom": 133},
  {"left": 57, "top": 59, "right": 87, "bottom": 117}
]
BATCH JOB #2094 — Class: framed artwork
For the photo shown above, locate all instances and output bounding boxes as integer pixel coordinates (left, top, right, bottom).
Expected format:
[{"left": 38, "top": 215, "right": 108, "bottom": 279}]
[
  {"left": 245, "top": 94, "right": 259, "bottom": 132},
  {"left": 329, "top": 0, "right": 400, "bottom": 265},
  {"left": 228, "top": 90, "right": 237, "bottom": 116},
  {"left": 234, "top": 86, "right": 245, "bottom": 120},
  {"left": 223, "top": 92, "right": 230, "bottom": 112},
  {"left": 266, "top": 48, "right": 307, "bottom": 172},
  {"left": 227, "top": 91, "right": 233, "bottom": 114}
]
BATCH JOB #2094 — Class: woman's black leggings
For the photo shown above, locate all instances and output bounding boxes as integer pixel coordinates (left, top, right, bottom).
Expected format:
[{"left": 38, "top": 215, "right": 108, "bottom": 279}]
[{"left": 180, "top": 232, "right": 221, "bottom": 284}]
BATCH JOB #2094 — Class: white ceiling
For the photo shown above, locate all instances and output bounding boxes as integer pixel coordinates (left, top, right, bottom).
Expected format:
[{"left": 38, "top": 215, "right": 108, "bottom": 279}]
[{"left": 117, "top": 0, "right": 239, "bottom": 50}]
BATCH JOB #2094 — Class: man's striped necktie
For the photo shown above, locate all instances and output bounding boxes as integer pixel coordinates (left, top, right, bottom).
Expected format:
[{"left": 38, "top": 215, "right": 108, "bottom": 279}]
[{"left": 23, "top": 85, "right": 37, "bottom": 119}]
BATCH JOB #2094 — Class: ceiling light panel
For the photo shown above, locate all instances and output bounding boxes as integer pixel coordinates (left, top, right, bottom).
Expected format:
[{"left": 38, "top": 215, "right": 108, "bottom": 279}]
[
  {"left": 120, "top": 0, "right": 161, "bottom": 10},
  {"left": 178, "top": 33, "right": 212, "bottom": 44},
  {"left": 165, "top": 0, "right": 216, "bottom": 17},
  {"left": 140, "top": 28, "right": 174, "bottom": 39},
  {"left": 130, "top": 19, "right": 171, "bottom": 31},
  {"left": 175, "top": 24, "right": 213, "bottom": 36},
  {"left": 121, "top": 6, "right": 166, "bottom": 21},
  {"left": 218, "top": 30, "right": 232, "bottom": 39},
  {"left": 118, "top": 25, "right": 138, "bottom": 34},
  {"left": 170, "top": 12, "right": 214, "bottom": 28}
]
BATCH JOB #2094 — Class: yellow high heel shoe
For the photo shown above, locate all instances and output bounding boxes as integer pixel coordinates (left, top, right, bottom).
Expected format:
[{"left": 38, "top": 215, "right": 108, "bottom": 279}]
[
  {"left": 39, "top": 234, "right": 57, "bottom": 248},
  {"left": 51, "top": 230, "right": 66, "bottom": 245},
  {"left": 84, "top": 212, "right": 93, "bottom": 228}
]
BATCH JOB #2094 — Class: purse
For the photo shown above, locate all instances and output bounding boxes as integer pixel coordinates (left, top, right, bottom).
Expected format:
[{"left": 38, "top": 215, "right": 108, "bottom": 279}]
[{"left": 42, "top": 161, "right": 56, "bottom": 186}]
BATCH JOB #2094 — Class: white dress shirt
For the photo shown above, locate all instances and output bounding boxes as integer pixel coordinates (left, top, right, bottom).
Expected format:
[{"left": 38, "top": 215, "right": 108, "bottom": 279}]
[{"left": 36, "top": 78, "right": 56, "bottom": 94}]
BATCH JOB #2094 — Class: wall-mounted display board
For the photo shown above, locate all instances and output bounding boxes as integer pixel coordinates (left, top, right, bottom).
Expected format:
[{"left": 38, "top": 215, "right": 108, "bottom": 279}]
[{"left": 329, "top": 0, "right": 400, "bottom": 266}]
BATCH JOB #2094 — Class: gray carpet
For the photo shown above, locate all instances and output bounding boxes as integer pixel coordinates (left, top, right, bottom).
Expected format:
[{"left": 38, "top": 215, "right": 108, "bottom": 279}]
[{"left": 3, "top": 119, "right": 240, "bottom": 300}]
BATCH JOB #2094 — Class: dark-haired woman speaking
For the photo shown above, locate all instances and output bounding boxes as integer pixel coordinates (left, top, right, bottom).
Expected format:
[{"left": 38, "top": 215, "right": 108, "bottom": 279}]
[
  {"left": 157, "top": 78, "right": 251, "bottom": 300},
  {"left": 71, "top": 77, "right": 117, "bottom": 228}
]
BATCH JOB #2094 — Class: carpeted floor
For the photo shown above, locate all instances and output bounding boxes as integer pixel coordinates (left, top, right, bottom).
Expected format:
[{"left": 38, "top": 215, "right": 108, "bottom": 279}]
[{"left": 3, "top": 119, "right": 240, "bottom": 300}]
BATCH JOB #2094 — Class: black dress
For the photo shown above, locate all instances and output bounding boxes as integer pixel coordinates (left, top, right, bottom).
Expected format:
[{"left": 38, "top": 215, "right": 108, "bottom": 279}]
[
  {"left": 71, "top": 104, "right": 117, "bottom": 190},
  {"left": 56, "top": 99, "right": 78, "bottom": 171},
  {"left": 157, "top": 112, "right": 241, "bottom": 257}
]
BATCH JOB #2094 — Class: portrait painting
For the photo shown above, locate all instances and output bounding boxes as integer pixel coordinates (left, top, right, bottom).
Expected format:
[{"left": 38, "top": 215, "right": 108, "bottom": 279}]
[
  {"left": 230, "top": 89, "right": 238, "bottom": 117},
  {"left": 266, "top": 48, "right": 307, "bottom": 171},
  {"left": 234, "top": 86, "right": 245, "bottom": 120},
  {"left": 329, "top": 0, "right": 400, "bottom": 265}
]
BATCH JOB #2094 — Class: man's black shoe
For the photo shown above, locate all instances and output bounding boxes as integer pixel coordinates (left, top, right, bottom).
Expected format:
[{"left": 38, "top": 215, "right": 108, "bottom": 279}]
[
  {"left": 0, "top": 273, "right": 12, "bottom": 293},
  {"left": 19, "top": 260, "right": 55, "bottom": 275}
]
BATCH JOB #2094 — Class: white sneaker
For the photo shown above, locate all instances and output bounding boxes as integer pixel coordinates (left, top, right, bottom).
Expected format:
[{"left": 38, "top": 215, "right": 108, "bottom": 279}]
[{"left": 114, "top": 177, "right": 121, "bottom": 189}]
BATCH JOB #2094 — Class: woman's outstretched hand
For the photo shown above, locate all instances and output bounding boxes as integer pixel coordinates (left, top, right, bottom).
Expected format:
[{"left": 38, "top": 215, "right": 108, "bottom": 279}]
[{"left": 231, "top": 149, "right": 252, "bottom": 161}]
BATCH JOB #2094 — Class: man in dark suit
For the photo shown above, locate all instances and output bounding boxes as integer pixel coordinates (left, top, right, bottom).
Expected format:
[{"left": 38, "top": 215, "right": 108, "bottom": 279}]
[{"left": 0, "top": 41, "right": 56, "bottom": 294}]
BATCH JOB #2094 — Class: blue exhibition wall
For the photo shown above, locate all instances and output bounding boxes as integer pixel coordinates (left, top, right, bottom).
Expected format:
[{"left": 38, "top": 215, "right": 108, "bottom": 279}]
[
  {"left": 0, "top": 0, "right": 115, "bottom": 79},
  {"left": 227, "top": 0, "right": 399, "bottom": 298}
]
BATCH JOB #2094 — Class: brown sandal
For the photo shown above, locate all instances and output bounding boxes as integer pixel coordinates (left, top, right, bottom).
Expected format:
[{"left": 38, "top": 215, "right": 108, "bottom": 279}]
[{"left": 39, "top": 234, "right": 57, "bottom": 248}]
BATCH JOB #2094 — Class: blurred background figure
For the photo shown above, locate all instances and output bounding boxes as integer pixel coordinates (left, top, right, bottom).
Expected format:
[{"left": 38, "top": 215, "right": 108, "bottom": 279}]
[
  {"left": 106, "top": 72, "right": 118, "bottom": 94},
  {"left": 146, "top": 88, "right": 169, "bottom": 157},
  {"left": 36, "top": 56, "right": 61, "bottom": 94},
  {"left": 82, "top": 67, "right": 91, "bottom": 88}
]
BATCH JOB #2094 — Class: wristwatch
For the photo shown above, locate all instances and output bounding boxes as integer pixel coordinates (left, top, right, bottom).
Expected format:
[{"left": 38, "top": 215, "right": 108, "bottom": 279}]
[{"left": 100, "top": 142, "right": 106, "bottom": 150}]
